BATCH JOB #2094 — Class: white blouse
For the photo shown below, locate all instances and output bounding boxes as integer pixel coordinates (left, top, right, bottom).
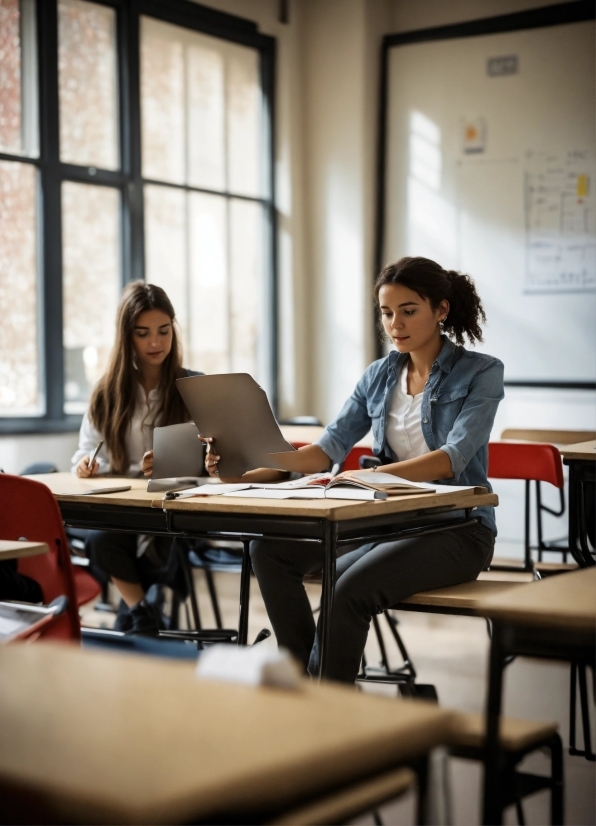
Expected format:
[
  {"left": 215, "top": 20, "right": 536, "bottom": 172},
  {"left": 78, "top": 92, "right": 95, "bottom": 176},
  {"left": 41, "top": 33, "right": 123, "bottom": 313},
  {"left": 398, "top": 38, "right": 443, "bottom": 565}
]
[
  {"left": 71, "top": 384, "right": 162, "bottom": 475},
  {"left": 385, "top": 365, "right": 430, "bottom": 462}
]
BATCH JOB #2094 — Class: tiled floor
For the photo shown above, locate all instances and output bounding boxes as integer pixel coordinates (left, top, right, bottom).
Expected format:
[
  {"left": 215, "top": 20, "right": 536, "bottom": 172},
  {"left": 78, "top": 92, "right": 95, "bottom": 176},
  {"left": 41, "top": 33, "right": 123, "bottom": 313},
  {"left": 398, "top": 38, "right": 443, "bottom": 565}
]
[{"left": 81, "top": 568, "right": 596, "bottom": 825}]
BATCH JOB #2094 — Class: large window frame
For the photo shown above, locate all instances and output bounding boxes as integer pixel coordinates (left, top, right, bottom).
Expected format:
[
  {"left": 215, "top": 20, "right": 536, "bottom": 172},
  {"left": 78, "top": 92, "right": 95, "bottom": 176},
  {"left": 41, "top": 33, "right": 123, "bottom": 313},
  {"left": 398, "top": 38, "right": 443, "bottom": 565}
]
[{"left": 0, "top": 0, "right": 276, "bottom": 434}]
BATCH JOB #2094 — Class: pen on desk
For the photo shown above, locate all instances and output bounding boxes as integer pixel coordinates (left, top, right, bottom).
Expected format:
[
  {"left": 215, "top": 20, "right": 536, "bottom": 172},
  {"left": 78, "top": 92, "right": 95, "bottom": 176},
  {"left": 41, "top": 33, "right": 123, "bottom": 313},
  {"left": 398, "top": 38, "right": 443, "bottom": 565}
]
[{"left": 88, "top": 440, "right": 104, "bottom": 470}]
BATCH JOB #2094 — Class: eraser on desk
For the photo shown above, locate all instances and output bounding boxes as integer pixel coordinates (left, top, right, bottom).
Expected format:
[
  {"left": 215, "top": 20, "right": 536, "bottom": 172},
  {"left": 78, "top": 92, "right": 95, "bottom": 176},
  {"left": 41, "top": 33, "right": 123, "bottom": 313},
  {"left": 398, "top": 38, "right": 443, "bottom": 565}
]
[{"left": 196, "top": 644, "right": 302, "bottom": 690}]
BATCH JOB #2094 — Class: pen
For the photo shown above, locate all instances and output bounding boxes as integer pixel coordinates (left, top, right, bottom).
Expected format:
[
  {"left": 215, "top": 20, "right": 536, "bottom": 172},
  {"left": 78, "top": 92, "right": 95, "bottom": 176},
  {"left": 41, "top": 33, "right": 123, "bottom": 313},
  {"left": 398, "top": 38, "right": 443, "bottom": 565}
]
[{"left": 88, "top": 440, "right": 104, "bottom": 470}]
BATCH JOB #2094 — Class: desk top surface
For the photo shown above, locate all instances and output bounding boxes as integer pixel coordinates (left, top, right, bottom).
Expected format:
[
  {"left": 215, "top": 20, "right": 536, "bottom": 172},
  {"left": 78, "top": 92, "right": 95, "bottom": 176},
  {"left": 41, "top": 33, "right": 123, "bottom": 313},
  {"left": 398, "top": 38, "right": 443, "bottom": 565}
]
[
  {"left": 0, "top": 540, "right": 49, "bottom": 560},
  {"left": 27, "top": 473, "right": 156, "bottom": 507},
  {"left": 473, "top": 567, "right": 596, "bottom": 632},
  {"left": 559, "top": 440, "right": 596, "bottom": 461},
  {"left": 0, "top": 644, "right": 453, "bottom": 825},
  {"left": 29, "top": 473, "right": 498, "bottom": 522}
]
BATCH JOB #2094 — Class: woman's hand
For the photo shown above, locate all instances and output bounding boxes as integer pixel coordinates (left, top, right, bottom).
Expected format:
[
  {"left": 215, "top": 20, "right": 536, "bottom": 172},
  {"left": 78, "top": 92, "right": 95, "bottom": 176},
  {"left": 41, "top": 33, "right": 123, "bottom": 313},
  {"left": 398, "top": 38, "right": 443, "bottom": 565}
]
[
  {"left": 75, "top": 455, "right": 99, "bottom": 478},
  {"left": 199, "top": 436, "right": 220, "bottom": 478},
  {"left": 141, "top": 450, "right": 154, "bottom": 478}
]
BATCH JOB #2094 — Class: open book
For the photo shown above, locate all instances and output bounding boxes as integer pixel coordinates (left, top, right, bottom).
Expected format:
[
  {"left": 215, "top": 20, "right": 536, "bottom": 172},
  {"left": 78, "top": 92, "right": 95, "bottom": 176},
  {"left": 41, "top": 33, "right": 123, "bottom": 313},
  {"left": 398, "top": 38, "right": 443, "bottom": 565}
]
[{"left": 164, "top": 471, "right": 437, "bottom": 502}]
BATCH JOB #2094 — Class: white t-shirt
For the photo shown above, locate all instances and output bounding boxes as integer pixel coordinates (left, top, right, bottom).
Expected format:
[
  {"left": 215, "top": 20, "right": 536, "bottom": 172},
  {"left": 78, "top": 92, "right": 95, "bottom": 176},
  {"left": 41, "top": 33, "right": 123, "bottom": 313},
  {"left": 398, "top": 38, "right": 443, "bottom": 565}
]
[{"left": 385, "top": 365, "right": 430, "bottom": 461}]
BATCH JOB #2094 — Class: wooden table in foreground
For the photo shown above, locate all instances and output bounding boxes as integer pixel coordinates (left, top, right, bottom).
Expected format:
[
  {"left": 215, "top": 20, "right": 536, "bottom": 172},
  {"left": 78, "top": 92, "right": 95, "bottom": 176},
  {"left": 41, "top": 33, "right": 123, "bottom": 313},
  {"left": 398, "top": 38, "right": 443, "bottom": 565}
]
[
  {"left": 0, "top": 643, "right": 454, "bottom": 825},
  {"left": 30, "top": 473, "right": 497, "bottom": 677},
  {"left": 0, "top": 540, "right": 48, "bottom": 561},
  {"left": 559, "top": 441, "right": 596, "bottom": 568},
  {"left": 473, "top": 568, "right": 596, "bottom": 825}
]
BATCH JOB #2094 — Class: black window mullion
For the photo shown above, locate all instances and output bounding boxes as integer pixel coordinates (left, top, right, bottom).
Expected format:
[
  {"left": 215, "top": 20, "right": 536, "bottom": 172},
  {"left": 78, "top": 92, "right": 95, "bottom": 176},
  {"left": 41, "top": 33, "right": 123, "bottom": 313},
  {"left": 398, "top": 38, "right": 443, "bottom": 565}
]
[
  {"left": 261, "top": 38, "right": 277, "bottom": 411},
  {"left": 37, "top": 0, "right": 64, "bottom": 422},
  {"left": 125, "top": 1, "right": 144, "bottom": 284}
]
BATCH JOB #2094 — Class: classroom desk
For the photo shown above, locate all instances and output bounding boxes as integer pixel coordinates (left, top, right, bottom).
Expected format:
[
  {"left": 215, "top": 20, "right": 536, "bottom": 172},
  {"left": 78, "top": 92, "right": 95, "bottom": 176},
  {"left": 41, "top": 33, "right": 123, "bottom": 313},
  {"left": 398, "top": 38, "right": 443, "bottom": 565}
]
[
  {"left": 0, "top": 643, "right": 455, "bottom": 825},
  {"left": 560, "top": 441, "right": 596, "bottom": 568},
  {"left": 30, "top": 473, "right": 497, "bottom": 678},
  {"left": 0, "top": 540, "right": 48, "bottom": 561},
  {"left": 156, "top": 485, "right": 498, "bottom": 676},
  {"left": 474, "top": 568, "right": 596, "bottom": 825}
]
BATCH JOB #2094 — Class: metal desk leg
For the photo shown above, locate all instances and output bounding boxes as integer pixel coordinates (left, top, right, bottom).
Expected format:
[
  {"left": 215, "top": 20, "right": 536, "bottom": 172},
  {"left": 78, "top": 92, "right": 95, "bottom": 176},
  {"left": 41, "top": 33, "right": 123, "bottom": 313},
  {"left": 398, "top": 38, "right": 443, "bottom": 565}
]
[
  {"left": 482, "top": 621, "right": 507, "bottom": 825},
  {"left": 318, "top": 520, "right": 338, "bottom": 681},
  {"left": 237, "top": 541, "right": 251, "bottom": 646}
]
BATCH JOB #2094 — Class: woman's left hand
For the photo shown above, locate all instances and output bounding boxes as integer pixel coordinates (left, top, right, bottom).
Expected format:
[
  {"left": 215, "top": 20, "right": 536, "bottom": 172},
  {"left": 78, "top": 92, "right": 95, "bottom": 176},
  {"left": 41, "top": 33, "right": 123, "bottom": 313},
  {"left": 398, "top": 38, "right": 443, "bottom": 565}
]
[{"left": 141, "top": 450, "right": 154, "bottom": 478}]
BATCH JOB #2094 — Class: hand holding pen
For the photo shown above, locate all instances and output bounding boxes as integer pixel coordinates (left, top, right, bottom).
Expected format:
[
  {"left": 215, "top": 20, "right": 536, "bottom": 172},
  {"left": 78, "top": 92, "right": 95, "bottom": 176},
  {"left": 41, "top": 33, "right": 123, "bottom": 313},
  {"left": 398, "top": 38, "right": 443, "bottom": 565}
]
[{"left": 75, "top": 440, "right": 103, "bottom": 478}]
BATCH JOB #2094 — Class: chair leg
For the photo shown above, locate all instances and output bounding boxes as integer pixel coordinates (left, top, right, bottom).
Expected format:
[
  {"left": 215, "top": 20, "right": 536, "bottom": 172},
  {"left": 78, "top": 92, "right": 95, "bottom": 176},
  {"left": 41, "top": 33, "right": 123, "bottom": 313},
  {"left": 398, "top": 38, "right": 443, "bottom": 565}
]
[
  {"left": 569, "top": 662, "right": 596, "bottom": 760},
  {"left": 515, "top": 796, "right": 526, "bottom": 826},
  {"left": 204, "top": 568, "right": 223, "bottom": 629},
  {"left": 384, "top": 611, "right": 417, "bottom": 679},
  {"left": 169, "top": 591, "right": 180, "bottom": 631},
  {"left": 578, "top": 664, "right": 595, "bottom": 761},
  {"left": 549, "top": 733, "right": 564, "bottom": 825},
  {"left": 372, "top": 613, "right": 391, "bottom": 671}
]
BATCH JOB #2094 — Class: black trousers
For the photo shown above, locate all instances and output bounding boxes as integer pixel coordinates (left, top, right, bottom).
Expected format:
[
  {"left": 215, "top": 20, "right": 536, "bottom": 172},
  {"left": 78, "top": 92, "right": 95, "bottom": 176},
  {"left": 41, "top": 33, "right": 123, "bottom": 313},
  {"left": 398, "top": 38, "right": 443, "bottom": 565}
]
[
  {"left": 0, "top": 560, "right": 43, "bottom": 603},
  {"left": 250, "top": 521, "right": 494, "bottom": 684},
  {"left": 85, "top": 531, "right": 184, "bottom": 595}
]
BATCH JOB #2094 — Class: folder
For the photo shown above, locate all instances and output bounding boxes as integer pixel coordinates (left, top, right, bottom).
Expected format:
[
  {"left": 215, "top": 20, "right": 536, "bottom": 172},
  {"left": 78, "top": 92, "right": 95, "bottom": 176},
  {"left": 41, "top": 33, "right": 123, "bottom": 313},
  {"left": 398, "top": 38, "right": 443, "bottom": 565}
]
[{"left": 176, "top": 373, "right": 296, "bottom": 478}]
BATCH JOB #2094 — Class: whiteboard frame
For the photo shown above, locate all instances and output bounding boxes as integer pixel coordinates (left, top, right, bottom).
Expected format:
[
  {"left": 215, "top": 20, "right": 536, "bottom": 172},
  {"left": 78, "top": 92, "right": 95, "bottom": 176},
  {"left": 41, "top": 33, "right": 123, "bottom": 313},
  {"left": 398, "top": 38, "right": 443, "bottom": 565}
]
[{"left": 375, "top": 0, "right": 596, "bottom": 390}]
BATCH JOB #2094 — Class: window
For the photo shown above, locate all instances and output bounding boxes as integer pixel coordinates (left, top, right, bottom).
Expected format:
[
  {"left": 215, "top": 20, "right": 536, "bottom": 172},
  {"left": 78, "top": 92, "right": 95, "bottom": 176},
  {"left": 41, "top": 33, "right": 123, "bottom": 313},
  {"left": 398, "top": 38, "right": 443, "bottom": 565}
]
[{"left": 0, "top": 0, "right": 275, "bottom": 432}]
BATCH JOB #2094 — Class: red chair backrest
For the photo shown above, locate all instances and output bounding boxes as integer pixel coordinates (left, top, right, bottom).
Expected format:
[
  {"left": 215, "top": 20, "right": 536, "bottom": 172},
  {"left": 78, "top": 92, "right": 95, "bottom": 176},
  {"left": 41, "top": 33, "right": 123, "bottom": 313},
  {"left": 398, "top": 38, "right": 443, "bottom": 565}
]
[
  {"left": 0, "top": 474, "right": 81, "bottom": 641},
  {"left": 488, "top": 442, "right": 564, "bottom": 488}
]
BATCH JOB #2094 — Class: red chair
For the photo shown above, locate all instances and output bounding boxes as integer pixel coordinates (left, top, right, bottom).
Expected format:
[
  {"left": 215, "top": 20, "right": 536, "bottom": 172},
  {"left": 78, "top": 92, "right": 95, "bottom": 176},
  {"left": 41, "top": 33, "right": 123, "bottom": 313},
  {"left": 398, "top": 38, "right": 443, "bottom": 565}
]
[
  {"left": 488, "top": 442, "right": 565, "bottom": 572},
  {"left": 0, "top": 474, "right": 101, "bottom": 641}
]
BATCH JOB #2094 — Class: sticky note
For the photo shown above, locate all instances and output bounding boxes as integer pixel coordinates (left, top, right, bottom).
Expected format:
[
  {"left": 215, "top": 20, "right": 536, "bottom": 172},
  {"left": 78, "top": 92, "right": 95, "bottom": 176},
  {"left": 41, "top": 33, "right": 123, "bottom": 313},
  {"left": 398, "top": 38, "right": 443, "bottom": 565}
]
[{"left": 577, "top": 175, "right": 588, "bottom": 198}]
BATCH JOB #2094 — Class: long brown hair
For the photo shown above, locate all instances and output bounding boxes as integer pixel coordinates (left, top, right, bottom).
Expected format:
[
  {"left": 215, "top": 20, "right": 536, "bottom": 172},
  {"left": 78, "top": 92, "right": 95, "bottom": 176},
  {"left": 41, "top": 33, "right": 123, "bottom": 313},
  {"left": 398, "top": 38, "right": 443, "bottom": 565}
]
[
  {"left": 374, "top": 257, "right": 486, "bottom": 346},
  {"left": 88, "top": 281, "right": 189, "bottom": 473}
]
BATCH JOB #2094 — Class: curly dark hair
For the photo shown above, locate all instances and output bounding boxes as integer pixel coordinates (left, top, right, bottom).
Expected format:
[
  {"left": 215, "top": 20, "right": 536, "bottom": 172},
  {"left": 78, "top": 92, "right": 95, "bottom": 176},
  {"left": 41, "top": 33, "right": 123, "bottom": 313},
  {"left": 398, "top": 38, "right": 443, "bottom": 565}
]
[{"left": 374, "top": 256, "right": 486, "bottom": 346}]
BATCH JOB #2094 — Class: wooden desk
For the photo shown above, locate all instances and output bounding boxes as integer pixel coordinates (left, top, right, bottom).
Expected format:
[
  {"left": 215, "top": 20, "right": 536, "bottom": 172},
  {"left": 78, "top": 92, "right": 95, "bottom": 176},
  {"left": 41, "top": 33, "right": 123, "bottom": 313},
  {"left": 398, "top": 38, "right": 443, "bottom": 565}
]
[
  {"left": 559, "top": 441, "right": 596, "bottom": 568},
  {"left": 156, "top": 486, "right": 497, "bottom": 675},
  {"left": 31, "top": 473, "right": 497, "bottom": 678},
  {"left": 0, "top": 643, "right": 454, "bottom": 825},
  {"left": 474, "top": 569, "right": 596, "bottom": 824},
  {"left": 0, "top": 540, "right": 48, "bottom": 561}
]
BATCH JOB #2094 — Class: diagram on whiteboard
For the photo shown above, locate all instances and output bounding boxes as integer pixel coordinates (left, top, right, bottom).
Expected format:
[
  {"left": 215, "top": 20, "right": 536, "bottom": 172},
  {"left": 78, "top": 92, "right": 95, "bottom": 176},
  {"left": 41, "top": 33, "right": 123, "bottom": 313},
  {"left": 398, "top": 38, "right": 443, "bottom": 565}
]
[{"left": 525, "top": 150, "right": 596, "bottom": 293}]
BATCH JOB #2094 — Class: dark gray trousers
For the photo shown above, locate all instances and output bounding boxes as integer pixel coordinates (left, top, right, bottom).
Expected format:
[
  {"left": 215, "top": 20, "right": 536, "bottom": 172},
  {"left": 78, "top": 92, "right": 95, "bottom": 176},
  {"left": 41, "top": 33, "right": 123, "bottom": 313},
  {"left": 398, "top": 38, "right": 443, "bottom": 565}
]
[{"left": 250, "top": 521, "right": 494, "bottom": 684}]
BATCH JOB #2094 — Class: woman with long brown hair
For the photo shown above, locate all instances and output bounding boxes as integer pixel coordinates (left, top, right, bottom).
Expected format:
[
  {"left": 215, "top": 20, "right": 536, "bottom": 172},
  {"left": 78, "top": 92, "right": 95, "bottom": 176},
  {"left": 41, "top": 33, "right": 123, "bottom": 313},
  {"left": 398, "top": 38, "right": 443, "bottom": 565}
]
[{"left": 71, "top": 281, "right": 199, "bottom": 635}]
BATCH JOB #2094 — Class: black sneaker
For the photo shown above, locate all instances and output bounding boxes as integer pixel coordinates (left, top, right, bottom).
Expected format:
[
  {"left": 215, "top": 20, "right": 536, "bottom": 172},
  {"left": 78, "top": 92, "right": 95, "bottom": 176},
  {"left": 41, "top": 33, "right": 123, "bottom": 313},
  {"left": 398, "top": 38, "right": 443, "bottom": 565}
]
[
  {"left": 113, "top": 600, "right": 133, "bottom": 633},
  {"left": 127, "top": 601, "right": 163, "bottom": 636}
]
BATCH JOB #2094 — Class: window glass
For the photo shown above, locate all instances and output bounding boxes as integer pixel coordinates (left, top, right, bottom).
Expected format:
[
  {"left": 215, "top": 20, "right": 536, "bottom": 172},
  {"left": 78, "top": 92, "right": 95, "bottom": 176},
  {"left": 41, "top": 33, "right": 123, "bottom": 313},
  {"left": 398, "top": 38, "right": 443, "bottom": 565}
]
[
  {"left": 188, "top": 192, "right": 228, "bottom": 374},
  {"left": 229, "top": 199, "right": 263, "bottom": 375},
  {"left": 0, "top": 0, "right": 38, "bottom": 158},
  {"left": 226, "top": 43, "right": 262, "bottom": 198},
  {"left": 141, "top": 16, "right": 263, "bottom": 196},
  {"left": 143, "top": 184, "right": 188, "bottom": 354},
  {"left": 187, "top": 36, "right": 225, "bottom": 190},
  {"left": 58, "top": 0, "right": 118, "bottom": 169},
  {"left": 0, "top": 160, "right": 41, "bottom": 416},
  {"left": 62, "top": 182, "right": 120, "bottom": 413},
  {"left": 140, "top": 17, "right": 184, "bottom": 184}
]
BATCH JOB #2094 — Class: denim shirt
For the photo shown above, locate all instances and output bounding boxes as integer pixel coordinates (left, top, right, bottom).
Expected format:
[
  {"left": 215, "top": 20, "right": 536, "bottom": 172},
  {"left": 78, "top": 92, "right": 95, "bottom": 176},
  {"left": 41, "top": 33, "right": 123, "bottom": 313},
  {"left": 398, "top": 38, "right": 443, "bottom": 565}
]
[{"left": 315, "top": 337, "right": 504, "bottom": 535}]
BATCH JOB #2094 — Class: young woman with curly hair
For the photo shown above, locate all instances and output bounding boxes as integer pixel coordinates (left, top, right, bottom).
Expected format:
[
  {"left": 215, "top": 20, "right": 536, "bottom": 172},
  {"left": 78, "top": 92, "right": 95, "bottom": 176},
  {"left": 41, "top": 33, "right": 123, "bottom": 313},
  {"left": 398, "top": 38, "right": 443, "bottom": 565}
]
[{"left": 205, "top": 256, "right": 504, "bottom": 683}]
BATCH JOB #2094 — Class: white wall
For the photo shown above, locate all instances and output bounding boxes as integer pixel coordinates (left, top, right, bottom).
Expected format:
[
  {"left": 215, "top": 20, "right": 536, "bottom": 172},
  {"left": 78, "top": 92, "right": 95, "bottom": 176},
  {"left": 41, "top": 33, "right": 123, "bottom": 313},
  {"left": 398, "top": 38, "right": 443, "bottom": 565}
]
[{"left": 0, "top": 432, "right": 78, "bottom": 475}]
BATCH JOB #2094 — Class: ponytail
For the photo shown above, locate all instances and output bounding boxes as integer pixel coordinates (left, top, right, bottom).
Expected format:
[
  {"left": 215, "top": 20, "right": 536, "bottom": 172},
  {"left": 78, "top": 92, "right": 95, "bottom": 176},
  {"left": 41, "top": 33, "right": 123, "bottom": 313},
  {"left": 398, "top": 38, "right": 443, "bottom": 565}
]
[{"left": 374, "top": 257, "right": 486, "bottom": 346}]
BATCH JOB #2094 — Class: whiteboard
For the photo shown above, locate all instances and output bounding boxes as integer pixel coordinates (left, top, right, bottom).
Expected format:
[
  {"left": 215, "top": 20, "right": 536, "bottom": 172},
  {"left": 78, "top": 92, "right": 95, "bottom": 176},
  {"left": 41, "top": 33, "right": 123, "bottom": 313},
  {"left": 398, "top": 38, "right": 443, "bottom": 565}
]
[{"left": 384, "top": 19, "right": 596, "bottom": 383}]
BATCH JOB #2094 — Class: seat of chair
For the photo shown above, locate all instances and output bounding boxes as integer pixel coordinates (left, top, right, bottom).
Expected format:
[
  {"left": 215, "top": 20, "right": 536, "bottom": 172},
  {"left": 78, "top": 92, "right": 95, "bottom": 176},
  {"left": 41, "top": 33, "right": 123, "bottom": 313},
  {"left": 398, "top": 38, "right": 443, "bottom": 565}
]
[
  {"left": 394, "top": 580, "right": 524, "bottom": 613},
  {"left": 270, "top": 766, "right": 415, "bottom": 825},
  {"left": 449, "top": 711, "right": 558, "bottom": 752}
]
